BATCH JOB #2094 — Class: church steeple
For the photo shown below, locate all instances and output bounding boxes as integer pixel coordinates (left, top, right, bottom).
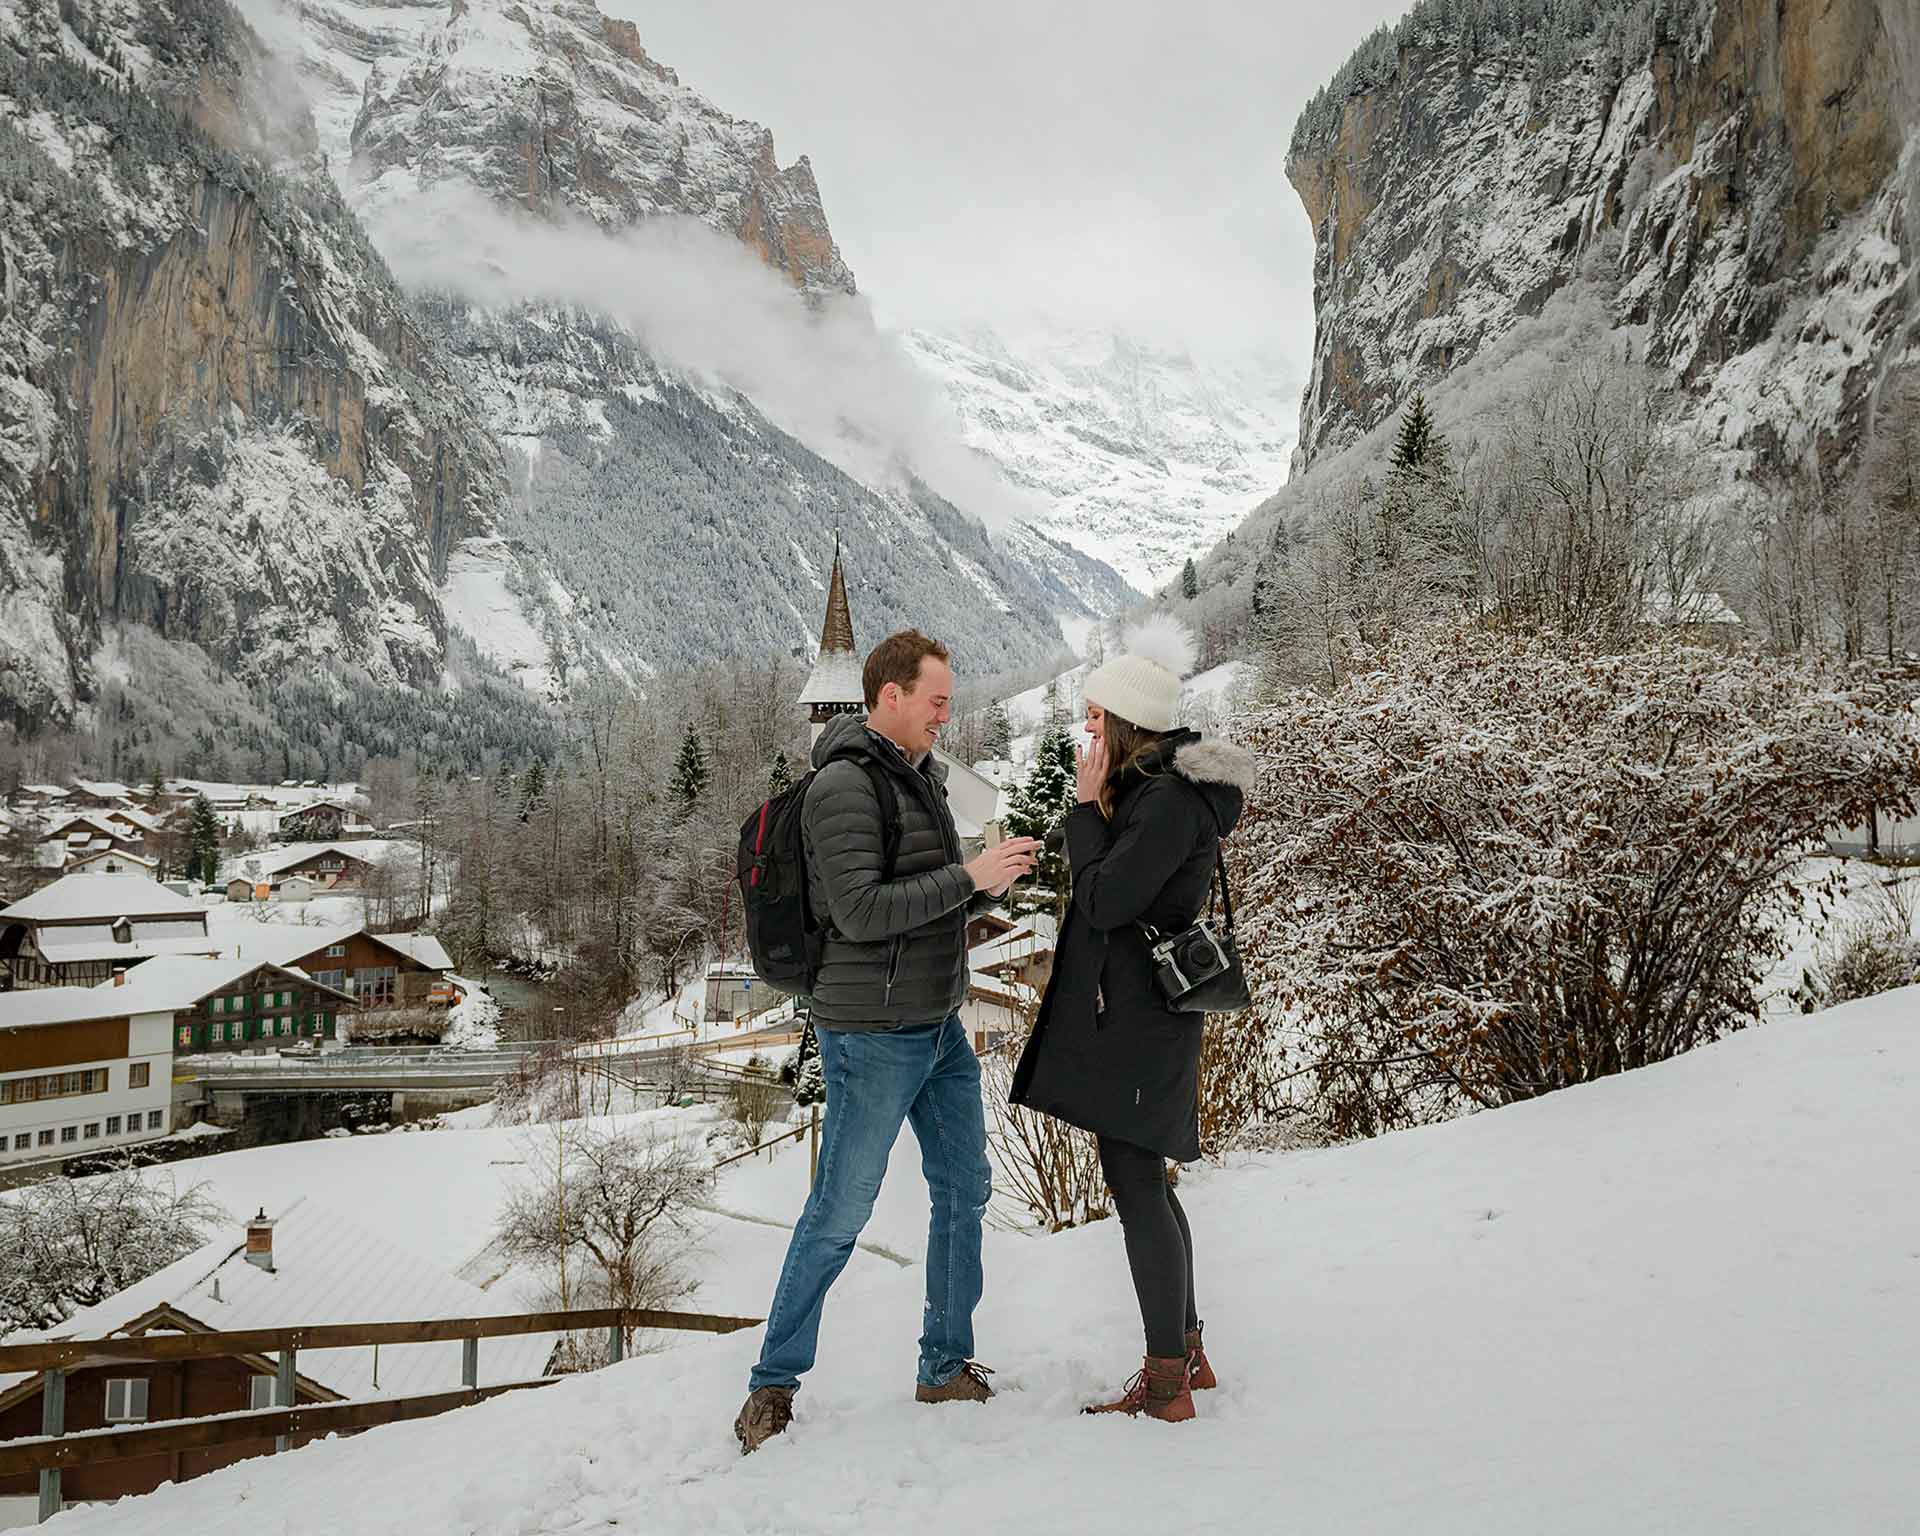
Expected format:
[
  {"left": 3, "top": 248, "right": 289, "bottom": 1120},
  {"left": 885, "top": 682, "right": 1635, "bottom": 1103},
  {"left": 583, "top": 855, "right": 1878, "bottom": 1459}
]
[{"left": 798, "top": 533, "right": 866, "bottom": 742}]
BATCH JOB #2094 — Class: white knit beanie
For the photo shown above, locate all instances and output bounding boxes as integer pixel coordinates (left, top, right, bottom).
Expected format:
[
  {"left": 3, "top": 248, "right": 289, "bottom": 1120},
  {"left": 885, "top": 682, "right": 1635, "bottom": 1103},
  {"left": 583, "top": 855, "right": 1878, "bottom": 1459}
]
[{"left": 1082, "top": 614, "right": 1196, "bottom": 732}]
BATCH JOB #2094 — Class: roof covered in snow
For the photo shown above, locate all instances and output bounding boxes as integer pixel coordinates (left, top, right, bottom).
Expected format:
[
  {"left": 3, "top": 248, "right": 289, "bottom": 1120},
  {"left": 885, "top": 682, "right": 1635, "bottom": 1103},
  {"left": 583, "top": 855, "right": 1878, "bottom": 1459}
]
[
  {"left": 797, "top": 648, "right": 866, "bottom": 707},
  {"left": 0, "top": 873, "right": 203, "bottom": 923},
  {"left": 373, "top": 932, "right": 454, "bottom": 971},
  {"left": 241, "top": 840, "right": 399, "bottom": 880},
  {"left": 69, "top": 779, "right": 134, "bottom": 801},
  {"left": 96, "top": 955, "right": 356, "bottom": 1015},
  {"left": 0, "top": 986, "right": 135, "bottom": 1031},
  {"left": 0, "top": 1198, "right": 559, "bottom": 1404}
]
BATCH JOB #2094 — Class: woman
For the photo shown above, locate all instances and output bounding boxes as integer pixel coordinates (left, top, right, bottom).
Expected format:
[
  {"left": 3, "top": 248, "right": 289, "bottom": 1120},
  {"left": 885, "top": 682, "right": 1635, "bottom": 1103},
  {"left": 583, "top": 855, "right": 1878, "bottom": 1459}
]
[{"left": 1009, "top": 620, "right": 1255, "bottom": 1422}]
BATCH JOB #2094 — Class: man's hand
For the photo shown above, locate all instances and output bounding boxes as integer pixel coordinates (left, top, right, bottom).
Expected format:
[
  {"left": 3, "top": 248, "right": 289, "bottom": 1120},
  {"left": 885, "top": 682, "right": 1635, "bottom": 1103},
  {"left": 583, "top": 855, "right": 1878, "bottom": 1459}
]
[
  {"left": 1075, "top": 737, "right": 1110, "bottom": 805},
  {"left": 965, "top": 836, "right": 1040, "bottom": 897}
]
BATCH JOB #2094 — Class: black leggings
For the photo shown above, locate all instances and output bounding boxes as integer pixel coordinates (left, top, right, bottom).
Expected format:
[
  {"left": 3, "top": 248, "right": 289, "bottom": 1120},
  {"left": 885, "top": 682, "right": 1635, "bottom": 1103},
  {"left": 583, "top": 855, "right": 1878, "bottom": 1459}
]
[{"left": 1098, "top": 1136, "right": 1198, "bottom": 1360}]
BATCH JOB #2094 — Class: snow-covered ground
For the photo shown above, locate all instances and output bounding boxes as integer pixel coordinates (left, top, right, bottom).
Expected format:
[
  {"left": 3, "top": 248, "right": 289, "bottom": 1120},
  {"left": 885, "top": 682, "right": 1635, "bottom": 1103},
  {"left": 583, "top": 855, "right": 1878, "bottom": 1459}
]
[{"left": 40, "top": 984, "right": 1920, "bottom": 1533}]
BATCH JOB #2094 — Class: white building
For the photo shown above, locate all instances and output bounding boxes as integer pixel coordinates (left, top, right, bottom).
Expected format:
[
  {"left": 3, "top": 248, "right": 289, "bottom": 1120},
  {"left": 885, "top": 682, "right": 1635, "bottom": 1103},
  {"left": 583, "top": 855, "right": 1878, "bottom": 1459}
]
[{"left": 0, "top": 985, "right": 176, "bottom": 1164}]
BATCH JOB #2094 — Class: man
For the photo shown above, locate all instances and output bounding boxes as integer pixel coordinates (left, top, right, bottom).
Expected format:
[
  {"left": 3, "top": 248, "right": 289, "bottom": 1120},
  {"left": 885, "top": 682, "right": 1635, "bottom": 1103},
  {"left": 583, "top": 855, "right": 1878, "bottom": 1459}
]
[{"left": 734, "top": 629, "right": 1040, "bottom": 1453}]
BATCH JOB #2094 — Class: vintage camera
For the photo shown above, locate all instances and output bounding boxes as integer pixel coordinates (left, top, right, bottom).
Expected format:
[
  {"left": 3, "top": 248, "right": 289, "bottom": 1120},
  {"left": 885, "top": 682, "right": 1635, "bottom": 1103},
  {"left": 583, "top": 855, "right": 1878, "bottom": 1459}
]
[{"left": 1147, "top": 920, "right": 1238, "bottom": 1010}]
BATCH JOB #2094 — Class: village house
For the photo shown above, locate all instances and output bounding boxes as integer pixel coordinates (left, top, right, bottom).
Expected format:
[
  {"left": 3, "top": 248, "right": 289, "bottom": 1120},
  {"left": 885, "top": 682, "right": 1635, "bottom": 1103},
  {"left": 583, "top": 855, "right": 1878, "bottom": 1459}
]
[
  {"left": 273, "top": 801, "right": 374, "bottom": 844},
  {"left": 0, "top": 875, "right": 219, "bottom": 990},
  {"left": 226, "top": 841, "right": 389, "bottom": 901},
  {"left": 249, "top": 924, "right": 458, "bottom": 1041},
  {"left": 65, "top": 780, "right": 135, "bottom": 811},
  {"left": 64, "top": 848, "right": 159, "bottom": 880},
  {"left": 968, "top": 911, "right": 1058, "bottom": 993},
  {"left": 0, "top": 984, "right": 176, "bottom": 1167},
  {"left": 102, "top": 955, "right": 358, "bottom": 1056},
  {"left": 0, "top": 1200, "right": 561, "bottom": 1514}
]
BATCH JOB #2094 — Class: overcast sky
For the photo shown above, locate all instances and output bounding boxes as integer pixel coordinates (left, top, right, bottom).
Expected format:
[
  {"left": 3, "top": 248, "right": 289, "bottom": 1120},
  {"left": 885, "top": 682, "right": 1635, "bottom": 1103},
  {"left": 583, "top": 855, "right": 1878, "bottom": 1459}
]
[{"left": 610, "top": 2, "right": 1414, "bottom": 365}]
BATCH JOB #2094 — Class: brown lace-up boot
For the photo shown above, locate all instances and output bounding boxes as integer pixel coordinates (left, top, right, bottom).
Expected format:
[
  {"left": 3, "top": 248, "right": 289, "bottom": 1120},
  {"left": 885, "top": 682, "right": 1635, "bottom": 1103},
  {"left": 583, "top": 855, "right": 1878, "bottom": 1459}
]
[
  {"left": 1186, "top": 1323, "right": 1216, "bottom": 1391},
  {"left": 915, "top": 1360, "right": 996, "bottom": 1403},
  {"left": 1082, "top": 1355, "right": 1195, "bottom": 1422},
  {"left": 733, "top": 1385, "right": 795, "bottom": 1454}
]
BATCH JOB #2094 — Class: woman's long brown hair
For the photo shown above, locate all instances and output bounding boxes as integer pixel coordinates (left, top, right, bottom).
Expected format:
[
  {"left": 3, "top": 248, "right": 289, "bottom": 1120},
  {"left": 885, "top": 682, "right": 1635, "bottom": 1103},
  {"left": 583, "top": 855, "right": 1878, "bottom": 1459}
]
[{"left": 1097, "top": 711, "right": 1167, "bottom": 818}]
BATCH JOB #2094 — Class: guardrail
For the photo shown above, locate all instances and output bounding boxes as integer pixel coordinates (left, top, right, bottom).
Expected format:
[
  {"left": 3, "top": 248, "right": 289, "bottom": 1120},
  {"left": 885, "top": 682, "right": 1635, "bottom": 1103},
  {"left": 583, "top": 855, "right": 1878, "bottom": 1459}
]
[{"left": 0, "top": 1304, "right": 762, "bottom": 1521}]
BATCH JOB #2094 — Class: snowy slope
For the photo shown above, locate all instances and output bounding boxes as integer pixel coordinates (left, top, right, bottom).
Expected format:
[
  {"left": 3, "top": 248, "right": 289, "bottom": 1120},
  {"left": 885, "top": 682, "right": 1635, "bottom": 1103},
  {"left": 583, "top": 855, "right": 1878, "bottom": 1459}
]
[
  {"left": 51, "top": 987, "right": 1920, "bottom": 1533},
  {"left": 906, "top": 325, "right": 1299, "bottom": 594}
]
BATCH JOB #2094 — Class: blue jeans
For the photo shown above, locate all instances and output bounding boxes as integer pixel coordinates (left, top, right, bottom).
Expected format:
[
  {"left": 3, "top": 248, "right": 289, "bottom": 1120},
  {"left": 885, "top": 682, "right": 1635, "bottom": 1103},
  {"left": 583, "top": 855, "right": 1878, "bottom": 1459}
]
[{"left": 749, "top": 1012, "right": 991, "bottom": 1392}]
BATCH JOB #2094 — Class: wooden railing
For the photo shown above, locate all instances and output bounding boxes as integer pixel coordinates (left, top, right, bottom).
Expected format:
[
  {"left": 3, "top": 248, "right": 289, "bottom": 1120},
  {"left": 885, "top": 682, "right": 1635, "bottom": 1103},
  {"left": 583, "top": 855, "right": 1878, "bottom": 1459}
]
[{"left": 0, "top": 1304, "right": 761, "bottom": 1521}]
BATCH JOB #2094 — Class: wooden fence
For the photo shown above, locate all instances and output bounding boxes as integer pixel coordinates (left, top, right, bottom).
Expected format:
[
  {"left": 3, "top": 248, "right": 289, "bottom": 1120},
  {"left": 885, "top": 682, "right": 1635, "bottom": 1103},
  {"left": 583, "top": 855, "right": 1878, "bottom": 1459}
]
[{"left": 0, "top": 1304, "right": 761, "bottom": 1522}]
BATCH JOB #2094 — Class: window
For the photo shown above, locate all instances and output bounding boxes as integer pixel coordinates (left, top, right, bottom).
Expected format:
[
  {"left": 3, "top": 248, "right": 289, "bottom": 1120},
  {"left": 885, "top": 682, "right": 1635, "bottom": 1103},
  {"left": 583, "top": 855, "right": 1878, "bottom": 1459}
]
[
  {"left": 147, "top": 1110, "right": 164, "bottom": 1130},
  {"left": 249, "top": 1376, "right": 278, "bottom": 1411},
  {"left": 104, "top": 1379, "right": 149, "bottom": 1423},
  {"left": 358, "top": 966, "right": 397, "bottom": 1007},
  {"left": 0, "top": 1069, "right": 107, "bottom": 1106},
  {"left": 177, "top": 1025, "right": 192, "bottom": 1049},
  {"left": 36, "top": 1130, "right": 52, "bottom": 1148},
  {"left": 83, "top": 1123, "right": 99, "bottom": 1140},
  {"left": 210, "top": 1021, "right": 224, "bottom": 1044},
  {"left": 210, "top": 996, "right": 224, "bottom": 1014},
  {"left": 312, "top": 969, "right": 346, "bottom": 992},
  {"left": 106, "top": 1116, "right": 122, "bottom": 1135},
  {"left": 60, "top": 1126, "right": 76, "bottom": 1143},
  {"left": 129, "top": 1063, "right": 150, "bottom": 1089},
  {"left": 325, "top": 944, "right": 346, "bottom": 958},
  {"left": 12, "top": 1134, "right": 29, "bottom": 1150}
]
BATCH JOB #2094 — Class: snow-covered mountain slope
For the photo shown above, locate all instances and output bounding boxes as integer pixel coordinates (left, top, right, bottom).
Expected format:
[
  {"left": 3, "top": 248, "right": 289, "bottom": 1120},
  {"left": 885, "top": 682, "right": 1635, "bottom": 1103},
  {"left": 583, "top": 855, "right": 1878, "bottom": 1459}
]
[
  {"left": 0, "top": 0, "right": 512, "bottom": 730},
  {"left": 1288, "top": 0, "right": 1920, "bottom": 474},
  {"left": 51, "top": 985, "right": 1920, "bottom": 1533},
  {"left": 905, "top": 326, "right": 1299, "bottom": 595},
  {"left": 256, "top": 0, "right": 853, "bottom": 295}
]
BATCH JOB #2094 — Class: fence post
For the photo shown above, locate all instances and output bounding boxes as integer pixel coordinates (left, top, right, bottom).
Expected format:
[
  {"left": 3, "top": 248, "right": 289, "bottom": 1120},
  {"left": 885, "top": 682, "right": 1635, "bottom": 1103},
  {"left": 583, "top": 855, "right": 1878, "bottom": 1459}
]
[
  {"left": 607, "top": 1324, "right": 625, "bottom": 1365},
  {"left": 275, "top": 1349, "right": 296, "bottom": 1453},
  {"left": 808, "top": 1104, "right": 820, "bottom": 1189},
  {"left": 36, "top": 1366, "right": 64, "bottom": 1524},
  {"left": 461, "top": 1337, "right": 479, "bottom": 1389}
]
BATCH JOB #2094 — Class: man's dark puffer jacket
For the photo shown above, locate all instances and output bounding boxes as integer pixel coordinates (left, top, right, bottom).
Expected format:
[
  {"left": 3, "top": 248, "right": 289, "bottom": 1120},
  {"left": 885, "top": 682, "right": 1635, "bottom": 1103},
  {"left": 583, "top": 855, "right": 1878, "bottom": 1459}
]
[{"left": 802, "top": 713, "right": 977, "bottom": 1030}]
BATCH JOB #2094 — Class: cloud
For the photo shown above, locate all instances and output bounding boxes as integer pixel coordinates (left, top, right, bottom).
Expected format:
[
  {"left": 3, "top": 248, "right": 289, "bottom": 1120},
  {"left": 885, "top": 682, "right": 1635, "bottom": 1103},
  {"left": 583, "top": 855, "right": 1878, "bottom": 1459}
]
[{"left": 362, "top": 184, "right": 1040, "bottom": 530}]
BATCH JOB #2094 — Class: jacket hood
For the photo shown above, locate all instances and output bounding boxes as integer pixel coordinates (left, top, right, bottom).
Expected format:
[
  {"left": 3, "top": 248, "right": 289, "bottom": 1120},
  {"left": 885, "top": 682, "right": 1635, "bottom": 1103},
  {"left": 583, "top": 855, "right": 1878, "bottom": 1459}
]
[
  {"left": 810, "top": 712, "right": 949, "bottom": 784},
  {"left": 1126, "top": 728, "right": 1256, "bottom": 836}
]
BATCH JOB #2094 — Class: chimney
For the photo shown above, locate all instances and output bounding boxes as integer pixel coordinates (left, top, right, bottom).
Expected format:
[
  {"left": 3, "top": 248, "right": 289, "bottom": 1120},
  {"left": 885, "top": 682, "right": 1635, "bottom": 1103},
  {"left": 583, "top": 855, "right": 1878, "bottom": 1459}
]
[
  {"left": 112, "top": 968, "right": 126, "bottom": 987},
  {"left": 245, "top": 1208, "right": 276, "bottom": 1272}
]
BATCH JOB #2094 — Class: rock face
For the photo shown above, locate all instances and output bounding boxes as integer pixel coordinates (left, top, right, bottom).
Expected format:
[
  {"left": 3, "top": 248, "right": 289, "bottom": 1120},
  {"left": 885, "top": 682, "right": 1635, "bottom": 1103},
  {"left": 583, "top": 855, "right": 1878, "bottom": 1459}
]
[
  {"left": 286, "top": 0, "right": 855, "bottom": 295},
  {"left": 903, "top": 325, "right": 1297, "bottom": 596},
  {"left": 0, "top": 0, "right": 510, "bottom": 728},
  {"left": 1288, "top": 0, "right": 1920, "bottom": 474}
]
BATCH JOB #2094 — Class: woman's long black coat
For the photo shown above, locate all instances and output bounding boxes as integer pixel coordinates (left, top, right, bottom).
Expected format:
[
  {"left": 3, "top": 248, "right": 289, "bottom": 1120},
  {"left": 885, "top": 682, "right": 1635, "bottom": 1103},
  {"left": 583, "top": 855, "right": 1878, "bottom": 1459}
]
[{"left": 1009, "top": 731, "right": 1255, "bottom": 1163}]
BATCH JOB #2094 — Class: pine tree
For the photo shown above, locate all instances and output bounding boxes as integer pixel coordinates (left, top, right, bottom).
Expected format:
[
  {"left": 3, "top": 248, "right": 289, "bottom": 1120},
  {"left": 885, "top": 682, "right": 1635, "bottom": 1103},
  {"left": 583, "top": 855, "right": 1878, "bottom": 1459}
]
[
  {"left": 1181, "top": 557, "right": 1200, "bottom": 601},
  {"left": 1001, "top": 723, "right": 1076, "bottom": 917},
  {"left": 519, "top": 757, "right": 547, "bottom": 822},
  {"left": 982, "top": 702, "right": 1013, "bottom": 761},
  {"left": 768, "top": 751, "right": 793, "bottom": 798},
  {"left": 187, "top": 794, "right": 221, "bottom": 886},
  {"left": 669, "top": 726, "right": 709, "bottom": 811},
  {"left": 1390, "top": 392, "right": 1447, "bottom": 478}
]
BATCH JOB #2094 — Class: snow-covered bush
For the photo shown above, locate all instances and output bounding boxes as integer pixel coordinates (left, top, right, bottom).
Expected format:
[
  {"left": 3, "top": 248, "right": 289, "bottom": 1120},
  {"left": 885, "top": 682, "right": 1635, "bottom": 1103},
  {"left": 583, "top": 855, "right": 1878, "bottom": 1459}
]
[
  {"left": 978, "top": 1027, "right": 1109, "bottom": 1232},
  {"left": 1234, "top": 629, "right": 1920, "bottom": 1139},
  {"left": 0, "top": 1167, "right": 226, "bottom": 1335},
  {"left": 1797, "top": 881, "right": 1920, "bottom": 1010}
]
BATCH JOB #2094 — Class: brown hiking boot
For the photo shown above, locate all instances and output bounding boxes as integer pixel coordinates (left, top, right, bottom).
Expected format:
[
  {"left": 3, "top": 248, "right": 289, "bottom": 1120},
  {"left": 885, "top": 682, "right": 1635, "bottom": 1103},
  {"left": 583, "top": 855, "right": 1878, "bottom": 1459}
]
[
  {"left": 914, "top": 1360, "right": 995, "bottom": 1403},
  {"left": 1082, "top": 1355, "right": 1195, "bottom": 1422},
  {"left": 733, "top": 1385, "right": 795, "bottom": 1454},
  {"left": 1186, "top": 1323, "right": 1217, "bottom": 1391}
]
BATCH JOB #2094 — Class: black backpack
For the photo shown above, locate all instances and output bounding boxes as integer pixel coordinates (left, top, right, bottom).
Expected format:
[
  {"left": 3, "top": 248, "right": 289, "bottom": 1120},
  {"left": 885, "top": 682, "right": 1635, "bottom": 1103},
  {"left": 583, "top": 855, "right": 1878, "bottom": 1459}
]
[{"left": 737, "top": 757, "right": 901, "bottom": 993}]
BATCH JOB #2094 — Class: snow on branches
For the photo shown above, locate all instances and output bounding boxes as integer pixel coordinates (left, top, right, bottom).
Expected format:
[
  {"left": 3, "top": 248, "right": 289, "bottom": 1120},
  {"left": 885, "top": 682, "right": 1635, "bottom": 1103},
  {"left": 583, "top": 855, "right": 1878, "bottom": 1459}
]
[{"left": 1231, "top": 629, "right": 1920, "bottom": 1139}]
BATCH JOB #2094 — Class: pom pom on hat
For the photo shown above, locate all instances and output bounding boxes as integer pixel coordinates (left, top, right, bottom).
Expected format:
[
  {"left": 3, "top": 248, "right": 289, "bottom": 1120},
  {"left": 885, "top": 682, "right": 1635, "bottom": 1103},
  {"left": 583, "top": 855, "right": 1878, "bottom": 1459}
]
[{"left": 1082, "top": 613, "right": 1194, "bottom": 732}]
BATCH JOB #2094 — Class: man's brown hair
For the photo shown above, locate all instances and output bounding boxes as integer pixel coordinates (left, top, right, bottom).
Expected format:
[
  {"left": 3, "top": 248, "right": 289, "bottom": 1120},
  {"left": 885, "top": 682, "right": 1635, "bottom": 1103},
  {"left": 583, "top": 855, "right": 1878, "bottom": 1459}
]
[{"left": 863, "top": 629, "right": 951, "bottom": 708}]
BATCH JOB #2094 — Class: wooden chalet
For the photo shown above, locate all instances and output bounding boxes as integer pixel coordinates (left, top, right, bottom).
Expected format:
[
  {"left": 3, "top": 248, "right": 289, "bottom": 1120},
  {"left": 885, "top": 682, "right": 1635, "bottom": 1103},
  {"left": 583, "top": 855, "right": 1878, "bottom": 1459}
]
[
  {"left": 104, "top": 955, "right": 358, "bottom": 1055},
  {"left": 252, "top": 925, "right": 458, "bottom": 1041},
  {"left": 229, "top": 841, "right": 388, "bottom": 901},
  {"left": 273, "top": 801, "right": 373, "bottom": 844},
  {"left": 0, "top": 1201, "right": 559, "bottom": 1510},
  {"left": 0, "top": 875, "right": 217, "bottom": 991}
]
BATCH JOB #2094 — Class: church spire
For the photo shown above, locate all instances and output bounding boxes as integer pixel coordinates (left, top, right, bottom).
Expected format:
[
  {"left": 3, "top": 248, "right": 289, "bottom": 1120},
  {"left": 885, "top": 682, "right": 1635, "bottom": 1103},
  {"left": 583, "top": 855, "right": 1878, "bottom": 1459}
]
[{"left": 818, "top": 530, "right": 855, "bottom": 656}]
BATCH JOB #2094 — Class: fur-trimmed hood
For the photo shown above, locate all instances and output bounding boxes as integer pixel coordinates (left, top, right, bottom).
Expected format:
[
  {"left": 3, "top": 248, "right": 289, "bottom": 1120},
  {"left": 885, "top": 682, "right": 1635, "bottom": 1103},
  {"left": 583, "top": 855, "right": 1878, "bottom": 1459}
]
[{"left": 1125, "top": 728, "right": 1256, "bottom": 837}]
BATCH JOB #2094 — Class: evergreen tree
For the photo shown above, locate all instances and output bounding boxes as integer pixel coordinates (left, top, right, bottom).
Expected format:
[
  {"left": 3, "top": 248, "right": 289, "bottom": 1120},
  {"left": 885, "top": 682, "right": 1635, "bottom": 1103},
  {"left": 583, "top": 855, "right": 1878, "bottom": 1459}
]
[
  {"left": 519, "top": 757, "right": 547, "bottom": 822},
  {"left": 187, "top": 795, "right": 221, "bottom": 886},
  {"left": 1001, "top": 723, "right": 1076, "bottom": 918},
  {"left": 768, "top": 750, "right": 793, "bottom": 798},
  {"left": 982, "top": 702, "right": 1013, "bottom": 761},
  {"left": 1181, "top": 557, "right": 1200, "bottom": 601},
  {"left": 669, "top": 726, "right": 709, "bottom": 811},
  {"left": 1390, "top": 392, "right": 1447, "bottom": 477}
]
